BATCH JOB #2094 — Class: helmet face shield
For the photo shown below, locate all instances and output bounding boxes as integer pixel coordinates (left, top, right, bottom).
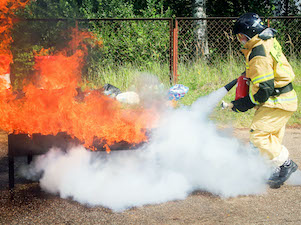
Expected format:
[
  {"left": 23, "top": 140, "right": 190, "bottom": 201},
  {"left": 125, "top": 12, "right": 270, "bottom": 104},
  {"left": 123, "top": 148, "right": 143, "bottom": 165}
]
[{"left": 233, "top": 13, "right": 267, "bottom": 38}]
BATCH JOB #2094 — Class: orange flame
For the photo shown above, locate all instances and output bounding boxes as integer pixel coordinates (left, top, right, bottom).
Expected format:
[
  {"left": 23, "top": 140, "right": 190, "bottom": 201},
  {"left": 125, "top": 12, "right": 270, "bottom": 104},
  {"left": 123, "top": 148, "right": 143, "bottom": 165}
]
[
  {"left": 3, "top": 49, "right": 156, "bottom": 148},
  {"left": 1, "top": 49, "right": 157, "bottom": 149},
  {"left": 0, "top": 0, "right": 31, "bottom": 73},
  {"left": 33, "top": 48, "right": 53, "bottom": 57},
  {"left": 68, "top": 28, "right": 103, "bottom": 50},
  {"left": 0, "top": 7, "right": 158, "bottom": 150}
]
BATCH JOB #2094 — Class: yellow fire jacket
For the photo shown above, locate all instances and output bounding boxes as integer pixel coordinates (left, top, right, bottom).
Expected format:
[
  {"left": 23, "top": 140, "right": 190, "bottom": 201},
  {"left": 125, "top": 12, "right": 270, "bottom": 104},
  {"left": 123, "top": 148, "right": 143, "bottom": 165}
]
[{"left": 240, "top": 30, "right": 298, "bottom": 112}]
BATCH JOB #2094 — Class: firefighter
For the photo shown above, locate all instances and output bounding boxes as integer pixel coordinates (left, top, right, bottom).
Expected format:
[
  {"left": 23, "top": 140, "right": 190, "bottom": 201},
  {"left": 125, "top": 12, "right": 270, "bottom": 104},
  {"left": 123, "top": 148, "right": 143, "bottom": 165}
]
[{"left": 231, "top": 13, "right": 298, "bottom": 188}]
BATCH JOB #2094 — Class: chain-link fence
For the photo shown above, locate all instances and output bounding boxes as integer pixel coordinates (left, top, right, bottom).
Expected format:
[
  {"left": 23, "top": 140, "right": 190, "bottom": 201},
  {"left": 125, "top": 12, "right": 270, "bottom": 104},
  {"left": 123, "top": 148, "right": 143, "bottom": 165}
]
[
  {"left": 7, "top": 17, "right": 301, "bottom": 86},
  {"left": 10, "top": 19, "right": 74, "bottom": 87},
  {"left": 9, "top": 18, "right": 173, "bottom": 87},
  {"left": 176, "top": 18, "right": 238, "bottom": 63},
  {"left": 176, "top": 16, "right": 301, "bottom": 63},
  {"left": 268, "top": 17, "right": 301, "bottom": 57},
  {"left": 76, "top": 19, "right": 173, "bottom": 80}
]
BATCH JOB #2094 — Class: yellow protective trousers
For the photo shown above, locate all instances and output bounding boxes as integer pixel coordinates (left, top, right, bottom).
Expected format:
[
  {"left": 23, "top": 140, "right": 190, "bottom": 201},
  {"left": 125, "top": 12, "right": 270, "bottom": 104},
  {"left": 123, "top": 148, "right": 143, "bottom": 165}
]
[{"left": 249, "top": 106, "right": 293, "bottom": 166}]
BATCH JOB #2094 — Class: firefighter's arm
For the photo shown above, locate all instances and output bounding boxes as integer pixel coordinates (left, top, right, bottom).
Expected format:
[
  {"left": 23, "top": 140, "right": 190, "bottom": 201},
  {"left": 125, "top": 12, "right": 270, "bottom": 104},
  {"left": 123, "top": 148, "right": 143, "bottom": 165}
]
[
  {"left": 231, "top": 52, "right": 274, "bottom": 112},
  {"left": 247, "top": 56, "right": 274, "bottom": 105}
]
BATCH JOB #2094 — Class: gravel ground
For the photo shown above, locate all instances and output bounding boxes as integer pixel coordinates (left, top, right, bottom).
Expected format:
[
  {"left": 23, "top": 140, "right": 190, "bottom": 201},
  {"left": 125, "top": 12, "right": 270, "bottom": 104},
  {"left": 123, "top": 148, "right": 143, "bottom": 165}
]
[{"left": 1, "top": 129, "right": 301, "bottom": 225}]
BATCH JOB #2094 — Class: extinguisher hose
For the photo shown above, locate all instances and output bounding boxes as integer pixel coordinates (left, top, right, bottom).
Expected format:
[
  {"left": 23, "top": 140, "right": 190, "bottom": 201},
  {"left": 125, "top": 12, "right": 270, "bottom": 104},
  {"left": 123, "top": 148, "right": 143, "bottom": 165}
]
[{"left": 224, "top": 78, "right": 238, "bottom": 92}]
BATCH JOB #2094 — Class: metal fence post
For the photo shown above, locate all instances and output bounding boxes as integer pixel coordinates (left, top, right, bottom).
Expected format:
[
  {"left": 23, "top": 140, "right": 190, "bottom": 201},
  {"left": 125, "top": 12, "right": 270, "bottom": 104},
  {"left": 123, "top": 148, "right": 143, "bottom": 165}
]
[
  {"left": 173, "top": 19, "right": 178, "bottom": 84},
  {"left": 169, "top": 18, "right": 173, "bottom": 84},
  {"left": 8, "top": 135, "right": 14, "bottom": 189}
]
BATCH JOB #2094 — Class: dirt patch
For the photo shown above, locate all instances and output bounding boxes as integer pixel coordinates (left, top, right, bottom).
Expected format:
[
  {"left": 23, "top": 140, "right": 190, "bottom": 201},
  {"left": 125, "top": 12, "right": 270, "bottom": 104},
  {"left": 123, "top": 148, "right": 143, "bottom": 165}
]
[{"left": 1, "top": 129, "right": 301, "bottom": 224}]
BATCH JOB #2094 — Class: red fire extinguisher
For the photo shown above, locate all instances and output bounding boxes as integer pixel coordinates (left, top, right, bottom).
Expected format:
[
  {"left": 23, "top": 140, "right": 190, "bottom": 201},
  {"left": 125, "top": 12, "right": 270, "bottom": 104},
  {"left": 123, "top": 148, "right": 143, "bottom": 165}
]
[{"left": 235, "top": 73, "right": 249, "bottom": 100}]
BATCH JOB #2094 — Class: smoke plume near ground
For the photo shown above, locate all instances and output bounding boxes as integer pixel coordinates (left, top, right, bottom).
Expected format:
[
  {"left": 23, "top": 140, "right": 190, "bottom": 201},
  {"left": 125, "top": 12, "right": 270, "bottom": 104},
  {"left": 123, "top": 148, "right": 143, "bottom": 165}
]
[{"left": 22, "top": 87, "right": 272, "bottom": 212}]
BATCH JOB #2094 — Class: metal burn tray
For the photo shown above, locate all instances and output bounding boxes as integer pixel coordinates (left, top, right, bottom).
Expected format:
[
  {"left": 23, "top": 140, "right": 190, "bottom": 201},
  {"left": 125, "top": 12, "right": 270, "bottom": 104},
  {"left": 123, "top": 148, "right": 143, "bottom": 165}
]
[{"left": 7, "top": 132, "right": 145, "bottom": 189}]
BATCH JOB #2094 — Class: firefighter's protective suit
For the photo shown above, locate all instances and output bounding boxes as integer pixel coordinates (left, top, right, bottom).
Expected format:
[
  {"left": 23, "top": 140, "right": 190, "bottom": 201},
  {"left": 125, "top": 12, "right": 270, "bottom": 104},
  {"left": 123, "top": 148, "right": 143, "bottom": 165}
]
[{"left": 232, "top": 28, "right": 298, "bottom": 167}]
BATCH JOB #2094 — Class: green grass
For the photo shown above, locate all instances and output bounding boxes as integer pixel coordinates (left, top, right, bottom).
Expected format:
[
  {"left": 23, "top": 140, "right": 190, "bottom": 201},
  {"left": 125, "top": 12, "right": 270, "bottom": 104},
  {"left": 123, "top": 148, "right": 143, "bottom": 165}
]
[
  {"left": 88, "top": 57, "right": 301, "bottom": 128},
  {"left": 85, "top": 62, "right": 171, "bottom": 91}
]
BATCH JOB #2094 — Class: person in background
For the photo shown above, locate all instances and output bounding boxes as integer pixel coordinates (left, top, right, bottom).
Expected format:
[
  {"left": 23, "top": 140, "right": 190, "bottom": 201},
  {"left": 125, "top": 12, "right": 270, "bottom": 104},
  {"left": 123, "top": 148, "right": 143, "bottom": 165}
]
[{"left": 229, "top": 12, "right": 298, "bottom": 188}]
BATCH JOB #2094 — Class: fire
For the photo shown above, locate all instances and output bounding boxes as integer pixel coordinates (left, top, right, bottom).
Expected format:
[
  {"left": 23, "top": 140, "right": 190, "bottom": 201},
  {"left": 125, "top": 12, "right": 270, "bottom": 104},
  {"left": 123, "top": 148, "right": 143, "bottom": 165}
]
[
  {"left": 33, "top": 48, "right": 53, "bottom": 57},
  {"left": 0, "top": 0, "right": 31, "bottom": 73},
  {"left": 68, "top": 28, "right": 103, "bottom": 50},
  {"left": 0, "top": 2, "right": 158, "bottom": 152},
  {"left": 10, "top": 50, "right": 155, "bottom": 149}
]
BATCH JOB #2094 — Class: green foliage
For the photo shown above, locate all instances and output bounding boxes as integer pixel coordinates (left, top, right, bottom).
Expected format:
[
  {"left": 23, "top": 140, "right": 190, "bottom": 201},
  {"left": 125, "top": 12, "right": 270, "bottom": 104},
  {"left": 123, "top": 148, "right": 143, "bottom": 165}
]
[
  {"left": 86, "top": 61, "right": 170, "bottom": 91},
  {"left": 11, "top": 0, "right": 173, "bottom": 88},
  {"left": 139, "top": 0, "right": 172, "bottom": 17},
  {"left": 10, "top": 0, "right": 83, "bottom": 88},
  {"left": 127, "top": 0, "right": 192, "bottom": 17},
  {"left": 206, "top": 0, "right": 300, "bottom": 17},
  {"left": 80, "top": 0, "right": 135, "bottom": 18},
  {"left": 79, "top": 0, "right": 172, "bottom": 81},
  {"left": 206, "top": 0, "right": 273, "bottom": 17},
  {"left": 268, "top": 18, "right": 301, "bottom": 58},
  {"left": 20, "top": 0, "right": 82, "bottom": 18}
]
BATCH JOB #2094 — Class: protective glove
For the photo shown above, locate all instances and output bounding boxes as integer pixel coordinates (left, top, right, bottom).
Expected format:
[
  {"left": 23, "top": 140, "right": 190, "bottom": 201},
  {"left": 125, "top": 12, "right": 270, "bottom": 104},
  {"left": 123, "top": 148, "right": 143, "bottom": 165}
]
[{"left": 231, "top": 95, "right": 255, "bottom": 112}]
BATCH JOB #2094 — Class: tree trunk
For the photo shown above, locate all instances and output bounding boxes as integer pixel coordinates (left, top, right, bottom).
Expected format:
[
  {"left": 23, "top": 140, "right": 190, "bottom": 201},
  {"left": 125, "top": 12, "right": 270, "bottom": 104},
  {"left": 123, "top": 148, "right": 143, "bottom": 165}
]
[{"left": 193, "top": 0, "right": 209, "bottom": 58}]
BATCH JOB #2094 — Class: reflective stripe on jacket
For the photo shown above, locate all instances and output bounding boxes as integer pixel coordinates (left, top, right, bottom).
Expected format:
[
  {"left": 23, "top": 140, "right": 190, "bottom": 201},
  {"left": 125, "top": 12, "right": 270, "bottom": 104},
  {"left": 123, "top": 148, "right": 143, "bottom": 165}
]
[{"left": 241, "top": 35, "right": 298, "bottom": 112}]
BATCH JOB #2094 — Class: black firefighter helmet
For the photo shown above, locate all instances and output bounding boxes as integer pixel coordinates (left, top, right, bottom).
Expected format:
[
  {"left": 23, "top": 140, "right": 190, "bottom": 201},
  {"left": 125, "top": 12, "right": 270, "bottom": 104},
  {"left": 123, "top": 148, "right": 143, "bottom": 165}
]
[{"left": 233, "top": 13, "right": 267, "bottom": 39}]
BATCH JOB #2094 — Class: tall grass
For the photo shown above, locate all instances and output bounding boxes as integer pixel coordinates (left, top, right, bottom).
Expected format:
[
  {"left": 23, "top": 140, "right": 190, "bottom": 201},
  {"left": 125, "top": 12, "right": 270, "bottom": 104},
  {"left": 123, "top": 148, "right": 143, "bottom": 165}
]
[
  {"left": 85, "top": 62, "right": 171, "bottom": 91},
  {"left": 88, "top": 57, "right": 301, "bottom": 128}
]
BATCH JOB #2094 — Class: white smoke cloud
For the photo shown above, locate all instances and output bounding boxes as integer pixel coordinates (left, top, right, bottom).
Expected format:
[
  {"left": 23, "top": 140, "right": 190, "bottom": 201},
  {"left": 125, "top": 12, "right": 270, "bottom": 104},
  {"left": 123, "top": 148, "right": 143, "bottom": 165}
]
[{"left": 22, "top": 87, "right": 272, "bottom": 212}]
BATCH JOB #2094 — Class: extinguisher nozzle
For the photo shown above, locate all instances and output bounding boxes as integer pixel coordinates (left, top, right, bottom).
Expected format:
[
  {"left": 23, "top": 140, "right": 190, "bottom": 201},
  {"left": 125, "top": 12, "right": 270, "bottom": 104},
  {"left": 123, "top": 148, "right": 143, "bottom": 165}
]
[{"left": 224, "top": 78, "right": 238, "bottom": 92}]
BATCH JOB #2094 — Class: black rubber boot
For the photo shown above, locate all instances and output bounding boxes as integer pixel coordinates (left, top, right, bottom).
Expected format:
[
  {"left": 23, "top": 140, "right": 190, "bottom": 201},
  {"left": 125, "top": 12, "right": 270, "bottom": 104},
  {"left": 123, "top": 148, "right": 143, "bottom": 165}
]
[{"left": 268, "top": 160, "right": 298, "bottom": 189}]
